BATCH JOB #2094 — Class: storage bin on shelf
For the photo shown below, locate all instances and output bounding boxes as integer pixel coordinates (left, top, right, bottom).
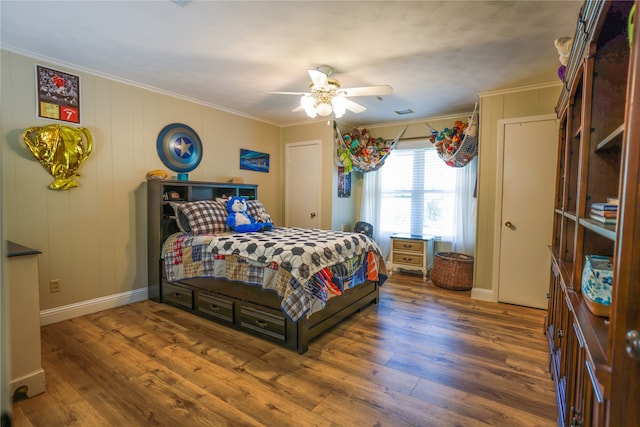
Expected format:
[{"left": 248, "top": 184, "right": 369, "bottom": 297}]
[
  {"left": 581, "top": 254, "right": 613, "bottom": 317},
  {"left": 431, "top": 252, "right": 474, "bottom": 291}
]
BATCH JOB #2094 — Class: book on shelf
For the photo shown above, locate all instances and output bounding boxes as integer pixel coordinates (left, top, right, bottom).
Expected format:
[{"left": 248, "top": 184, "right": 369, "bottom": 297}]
[
  {"left": 590, "top": 208, "right": 618, "bottom": 218},
  {"left": 589, "top": 213, "right": 617, "bottom": 224},
  {"left": 607, "top": 196, "right": 619, "bottom": 205},
  {"left": 590, "top": 202, "right": 618, "bottom": 211}
]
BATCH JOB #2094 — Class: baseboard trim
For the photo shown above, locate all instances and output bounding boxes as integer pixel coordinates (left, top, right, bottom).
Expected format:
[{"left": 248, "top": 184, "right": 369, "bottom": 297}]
[
  {"left": 10, "top": 368, "right": 46, "bottom": 398},
  {"left": 471, "top": 287, "right": 496, "bottom": 302},
  {"left": 40, "top": 288, "right": 148, "bottom": 326}
]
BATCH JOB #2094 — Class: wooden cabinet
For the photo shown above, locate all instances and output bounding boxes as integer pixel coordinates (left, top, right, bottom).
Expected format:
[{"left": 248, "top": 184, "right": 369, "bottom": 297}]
[
  {"left": 547, "top": 1, "right": 640, "bottom": 425},
  {"left": 388, "top": 234, "right": 434, "bottom": 281},
  {"left": 147, "top": 179, "right": 258, "bottom": 302}
]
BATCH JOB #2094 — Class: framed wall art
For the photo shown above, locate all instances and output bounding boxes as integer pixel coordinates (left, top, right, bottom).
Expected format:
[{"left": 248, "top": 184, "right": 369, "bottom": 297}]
[
  {"left": 338, "top": 166, "right": 351, "bottom": 197},
  {"left": 240, "top": 149, "right": 269, "bottom": 173},
  {"left": 35, "top": 64, "right": 81, "bottom": 124}
]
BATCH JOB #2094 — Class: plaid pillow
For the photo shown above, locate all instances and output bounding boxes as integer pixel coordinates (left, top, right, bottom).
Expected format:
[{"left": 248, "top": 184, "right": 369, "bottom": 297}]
[
  {"left": 246, "top": 200, "right": 272, "bottom": 224},
  {"left": 170, "top": 202, "right": 191, "bottom": 232},
  {"left": 177, "top": 200, "right": 229, "bottom": 234}
]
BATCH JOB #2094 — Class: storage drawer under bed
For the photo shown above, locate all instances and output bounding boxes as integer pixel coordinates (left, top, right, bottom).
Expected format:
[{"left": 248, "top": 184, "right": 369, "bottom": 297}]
[
  {"left": 162, "top": 282, "right": 194, "bottom": 310},
  {"left": 238, "top": 303, "right": 286, "bottom": 342},
  {"left": 195, "top": 291, "right": 234, "bottom": 324}
]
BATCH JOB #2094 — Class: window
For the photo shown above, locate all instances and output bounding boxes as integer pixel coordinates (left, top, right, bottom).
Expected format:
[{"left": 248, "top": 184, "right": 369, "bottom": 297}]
[{"left": 379, "top": 145, "right": 457, "bottom": 239}]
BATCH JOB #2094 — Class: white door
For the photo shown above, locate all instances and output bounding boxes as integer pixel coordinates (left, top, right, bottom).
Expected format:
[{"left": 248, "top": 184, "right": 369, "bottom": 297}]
[
  {"left": 495, "top": 115, "right": 558, "bottom": 309},
  {"left": 285, "top": 140, "right": 321, "bottom": 228}
]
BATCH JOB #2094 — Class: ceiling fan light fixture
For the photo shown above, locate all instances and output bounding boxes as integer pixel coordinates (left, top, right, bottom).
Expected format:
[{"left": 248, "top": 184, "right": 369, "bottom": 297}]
[
  {"left": 316, "top": 102, "right": 333, "bottom": 117},
  {"left": 301, "top": 95, "right": 314, "bottom": 109},
  {"left": 304, "top": 107, "right": 317, "bottom": 118},
  {"left": 332, "top": 96, "right": 346, "bottom": 118},
  {"left": 288, "top": 66, "right": 391, "bottom": 119}
]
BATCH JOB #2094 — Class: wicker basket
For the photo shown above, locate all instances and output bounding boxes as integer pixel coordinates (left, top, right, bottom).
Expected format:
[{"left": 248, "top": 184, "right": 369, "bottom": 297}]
[{"left": 431, "top": 252, "right": 474, "bottom": 291}]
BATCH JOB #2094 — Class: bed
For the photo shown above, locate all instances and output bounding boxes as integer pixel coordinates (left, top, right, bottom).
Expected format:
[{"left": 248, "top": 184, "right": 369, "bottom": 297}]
[{"left": 147, "top": 179, "right": 385, "bottom": 354}]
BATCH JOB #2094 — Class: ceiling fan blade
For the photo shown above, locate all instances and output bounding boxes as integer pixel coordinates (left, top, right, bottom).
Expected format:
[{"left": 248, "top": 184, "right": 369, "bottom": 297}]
[
  {"left": 270, "top": 91, "right": 310, "bottom": 96},
  {"left": 344, "top": 98, "right": 367, "bottom": 113},
  {"left": 340, "top": 85, "right": 393, "bottom": 97},
  {"left": 292, "top": 105, "right": 305, "bottom": 112},
  {"left": 308, "top": 69, "right": 329, "bottom": 90}
]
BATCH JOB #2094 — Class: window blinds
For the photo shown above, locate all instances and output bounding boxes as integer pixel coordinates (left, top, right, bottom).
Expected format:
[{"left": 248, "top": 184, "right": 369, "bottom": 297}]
[{"left": 379, "top": 143, "right": 457, "bottom": 238}]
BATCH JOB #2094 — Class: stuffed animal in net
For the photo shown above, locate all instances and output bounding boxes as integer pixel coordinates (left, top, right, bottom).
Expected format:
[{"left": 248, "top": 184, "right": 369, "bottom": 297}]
[
  {"left": 226, "top": 197, "right": 272, "bottom": 232},
  {"left": 554, "top": 36, "right": 574, "bottom": 80}
]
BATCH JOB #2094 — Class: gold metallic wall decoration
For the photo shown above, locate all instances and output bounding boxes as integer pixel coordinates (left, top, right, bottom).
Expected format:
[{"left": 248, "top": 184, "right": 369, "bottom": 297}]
[{"left": 22, "top": 124, "right": 93, "bottom": 190}]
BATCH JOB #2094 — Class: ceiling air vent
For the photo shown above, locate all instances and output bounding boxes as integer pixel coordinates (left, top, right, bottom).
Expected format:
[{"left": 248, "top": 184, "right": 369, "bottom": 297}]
[{"left": 394, "top": 109, "right": 414, "bottom": 115}]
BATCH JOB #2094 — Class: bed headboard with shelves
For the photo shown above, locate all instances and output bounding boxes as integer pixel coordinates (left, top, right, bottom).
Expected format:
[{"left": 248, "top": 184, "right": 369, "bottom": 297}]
[{"left": 147, "top": 179, "right": 258, "bottom": 301}]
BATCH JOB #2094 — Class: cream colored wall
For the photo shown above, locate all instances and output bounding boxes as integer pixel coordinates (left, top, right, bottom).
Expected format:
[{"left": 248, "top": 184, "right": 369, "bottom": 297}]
[
  {"left": 1, "top": 50, "right": 282, "bottom": 310},
  {"left": 0, "top": 47, "right": 564, "bottom": 311},
  {"left": 364, "top": 115, "right": 470, "bottom": 141},
  {"left": 474, "top": 83, "right": 561, "bottom": 295}
]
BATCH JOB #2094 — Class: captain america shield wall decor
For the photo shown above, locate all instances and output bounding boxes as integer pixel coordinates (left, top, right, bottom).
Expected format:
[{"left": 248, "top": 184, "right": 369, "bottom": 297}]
[{"left": 156, "top": 123, "right": 203, "bottom": 173}]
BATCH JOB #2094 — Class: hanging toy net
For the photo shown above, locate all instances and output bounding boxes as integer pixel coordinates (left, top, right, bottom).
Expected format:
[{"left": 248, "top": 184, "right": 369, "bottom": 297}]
[
  {"left": 334, "top": 122, "right": 406, "bottom": 173},
  {"left": 426, "top": 101, "right": 479, "bottom": 168}
]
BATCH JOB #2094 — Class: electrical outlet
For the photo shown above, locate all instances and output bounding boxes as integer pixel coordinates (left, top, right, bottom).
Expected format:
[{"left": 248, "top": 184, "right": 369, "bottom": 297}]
[{"left": 50, "top": 279, "right": 61, "bottom": 293}]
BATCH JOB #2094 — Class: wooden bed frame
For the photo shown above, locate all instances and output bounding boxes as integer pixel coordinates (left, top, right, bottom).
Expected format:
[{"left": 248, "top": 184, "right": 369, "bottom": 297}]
[{"left": 147, "top": 179, "right": 380, "bottom": 354}]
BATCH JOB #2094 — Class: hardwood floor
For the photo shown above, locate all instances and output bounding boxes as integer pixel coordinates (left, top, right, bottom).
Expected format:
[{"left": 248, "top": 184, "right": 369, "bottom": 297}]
[{"left": 11, "top": 273, "right": 557, "bottom": 426}]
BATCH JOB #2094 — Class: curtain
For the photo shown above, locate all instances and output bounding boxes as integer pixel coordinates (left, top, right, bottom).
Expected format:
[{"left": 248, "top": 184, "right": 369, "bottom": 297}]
[
  {"left": 360, "top": 144, "right": 476, "bottom": 260},
  {"left": 452, "top": 157, "right": 477, "bottom": 255},
  {"left": 360, "top": 169, "right": 393, "bottom": 259}
]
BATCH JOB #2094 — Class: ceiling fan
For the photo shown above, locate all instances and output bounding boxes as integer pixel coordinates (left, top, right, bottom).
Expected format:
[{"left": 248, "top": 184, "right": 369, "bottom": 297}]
[{"left": 271, "top": 65, "right": 393, "bottom": 118}]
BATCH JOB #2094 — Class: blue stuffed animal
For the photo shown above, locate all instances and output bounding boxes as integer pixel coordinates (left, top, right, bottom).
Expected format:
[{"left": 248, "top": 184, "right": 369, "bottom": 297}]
[{"left": 226, "top": 197, "right": 272, "bottom": 233}]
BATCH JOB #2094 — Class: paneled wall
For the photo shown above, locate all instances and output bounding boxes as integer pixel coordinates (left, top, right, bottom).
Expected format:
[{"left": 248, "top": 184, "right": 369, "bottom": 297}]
[
  {"left": 1, "top": 50, "right": 282, "bottom": 311},
  {"left": 0, "top": 48, "right": 562, "bottom": 313},
  {"left": 474, "top": 83, "right": 560, "bottom": 296}
]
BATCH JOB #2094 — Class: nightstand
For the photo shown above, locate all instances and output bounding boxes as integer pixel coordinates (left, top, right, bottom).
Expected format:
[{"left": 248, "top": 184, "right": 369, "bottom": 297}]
[{"left": 388, "top": 234, "right": 435, "bottom": 281}]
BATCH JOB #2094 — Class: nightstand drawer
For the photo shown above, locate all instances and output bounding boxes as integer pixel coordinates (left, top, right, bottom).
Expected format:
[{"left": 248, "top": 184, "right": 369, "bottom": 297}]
[
  {"left": 392, "top": 252, "right": 424, "bottom": 267},
  {"left": 195, "top": 291, "right": 234, "bottom": 324},
  {"left": 392, "top": 239, "right": 424, "bottom": 254},
  {"left": 162, "top": 283, "right": 194, "bottom": 309}
]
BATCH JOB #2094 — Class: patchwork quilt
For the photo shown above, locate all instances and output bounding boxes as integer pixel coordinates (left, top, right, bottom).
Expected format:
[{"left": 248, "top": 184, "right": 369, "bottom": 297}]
[{"left": 162, "top": 227, "right": 385, "bottom": 321}]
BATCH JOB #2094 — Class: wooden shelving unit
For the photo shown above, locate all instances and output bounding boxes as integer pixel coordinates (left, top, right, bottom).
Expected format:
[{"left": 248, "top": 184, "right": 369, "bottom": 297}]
[{"left": 546, "top": 1, "right": 640, "bottom": 425}]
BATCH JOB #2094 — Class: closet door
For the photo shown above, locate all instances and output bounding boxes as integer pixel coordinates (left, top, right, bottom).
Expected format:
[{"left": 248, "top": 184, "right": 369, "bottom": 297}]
[
  {"left": 495, "top": 115, "right": 558, "bottom": 309},
  {"left": 285, "top": 140, "right": 321, "bottom": 228}
]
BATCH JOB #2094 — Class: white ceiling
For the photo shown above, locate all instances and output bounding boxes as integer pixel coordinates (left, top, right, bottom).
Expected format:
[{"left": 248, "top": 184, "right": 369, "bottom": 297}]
[{"left": 1, "top": 1, "right": 583, "bottom": 127}]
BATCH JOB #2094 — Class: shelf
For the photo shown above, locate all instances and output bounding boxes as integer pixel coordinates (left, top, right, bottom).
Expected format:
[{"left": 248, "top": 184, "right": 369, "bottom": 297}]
[
  {"left": 595, "top": 124, "right": 624, "bottom": 152},
  {"left": 567, "top": 290, "right": 610, "bottom": 385},
  {"left": 549, "top": 1, "right": 638, "bottom": 423},
  {"left": 552, "top": 254, "right": 574, "bottom": 292},
  {"left": 579, "top": 217, "right": 616, "bottom": 240},
  {"left": 552, "top": 251, "right": 611, "bottom": 397}
]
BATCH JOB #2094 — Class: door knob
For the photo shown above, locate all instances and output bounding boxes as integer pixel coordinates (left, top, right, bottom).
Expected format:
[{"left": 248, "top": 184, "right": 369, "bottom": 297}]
[
  {"left": 505, "top": 221, "right": 513, "bottom": 228},
  {"left": 626, "top": 330, "right": 640, "bottom": 360}
]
